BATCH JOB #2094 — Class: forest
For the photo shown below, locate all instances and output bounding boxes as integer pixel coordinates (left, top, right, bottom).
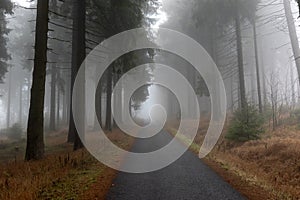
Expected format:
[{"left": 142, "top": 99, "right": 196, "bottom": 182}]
[{"left": 0, "top": 0, "right": 300, "bottom": 199}]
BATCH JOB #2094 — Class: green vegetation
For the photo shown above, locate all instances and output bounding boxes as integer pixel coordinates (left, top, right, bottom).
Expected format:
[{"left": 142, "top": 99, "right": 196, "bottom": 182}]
[{"left": 226, "top": 104, "right": 265, "bottom": 142}]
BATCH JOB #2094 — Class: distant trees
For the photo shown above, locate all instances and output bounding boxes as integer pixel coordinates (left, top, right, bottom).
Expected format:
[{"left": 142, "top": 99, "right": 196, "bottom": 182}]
[
  {"left": 193, "top": 0, "right": 258, "bottom": 110},
  {"left": 85, "top": 0, "right": 158, "bottom": 131}
]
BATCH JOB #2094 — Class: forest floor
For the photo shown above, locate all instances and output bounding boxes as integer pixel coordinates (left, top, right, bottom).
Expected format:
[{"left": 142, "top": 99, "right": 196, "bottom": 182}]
[
  {"left": 1, "top": 122, "right": 299, "bottom": 200},
  {"left": 166, "top": 120, "right": 300, "bottom": 200},
  {"left": 0, "top": 128, "right": 134, "bottom": 200}
]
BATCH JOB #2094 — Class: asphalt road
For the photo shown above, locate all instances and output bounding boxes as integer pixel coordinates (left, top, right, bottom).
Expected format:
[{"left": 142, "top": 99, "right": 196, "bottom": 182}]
[{"left": 106, "top": 131, "right": 245, "bottom": 200}]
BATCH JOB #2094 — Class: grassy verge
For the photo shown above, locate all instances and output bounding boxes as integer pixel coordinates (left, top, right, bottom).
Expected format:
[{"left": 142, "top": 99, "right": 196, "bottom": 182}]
[
  {"left": 0, "top": 129, "right": 134, "bottom": 200},
  {"left": 165, "top": 124, "right": 300, "bottom": 200}
]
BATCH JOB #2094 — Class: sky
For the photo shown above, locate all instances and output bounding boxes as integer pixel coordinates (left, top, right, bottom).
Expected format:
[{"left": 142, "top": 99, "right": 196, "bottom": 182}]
[{"left": 12, "top": 0, "right": 32, "bottom": 7}]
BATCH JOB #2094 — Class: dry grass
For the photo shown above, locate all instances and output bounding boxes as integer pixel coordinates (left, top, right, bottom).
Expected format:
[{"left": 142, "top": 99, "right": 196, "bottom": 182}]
[
  {"left": 0, "top": 129, "right": 134, "bottom": 200},
  {"left": 166, "top": 119, "right": 300, "bottom": 200},
  {"left": 213, "top": 126, "right": 300, "bottom": 199}
]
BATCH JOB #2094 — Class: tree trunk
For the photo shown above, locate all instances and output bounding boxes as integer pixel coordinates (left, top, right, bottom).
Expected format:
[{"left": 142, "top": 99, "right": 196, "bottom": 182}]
[
  {"left": 253, "top": 20, "right": 263, "bottom": 113},
  {"left": 259, "top": 45, "right": 267, "bottom": 107},
  {"left": 63, "top": 72, "right": 70, "bottom": 125},
  {"left": 284, "top": 0, "right": 300, "bottom": 88},
  {"left": 290, "top": 61, "right": 296, "bottom": 107},
  {"left": 49, "top": 65, "right": 56, "bottom": 131},
  {"left": 62, "top": 84, "right": 68, "bottom": 125},
  {"left": 94, "top": 82, "right": 102, "bottom": 130},
  {"left": 19, "top": 81, "right": 23, "bottom": 126},
  {"left": 105, "top": 67, "right": 113, "bottom": 131},
  {"left": 56, "top": 69, "right": 60, "bottom": 128},
  {"left": 68, "top": 0, "right": 86, "bottom": 150},
  {"left": 235, "top": 3, "right": 246, "bottom": 109},
  {"left": 6, "top": 68, "right": 11, "bottom": 129},
  {"left": 113, "top": 70, "right": 118, "bottom": 128},
  {"left": 25, "top": 0, "right": 49, "bottom": 161}
]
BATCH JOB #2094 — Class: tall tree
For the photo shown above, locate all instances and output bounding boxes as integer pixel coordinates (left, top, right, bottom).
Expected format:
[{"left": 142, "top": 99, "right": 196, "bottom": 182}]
[
  {"left": 234, "top": 1, "right": 246, "bottom": 109},
  {"left": 284, "top": 0, "right": 300, "bottom": 88},
  {"left": 87, "top": 0, "right": 158, "bottom": 130},
  {"left": 0, "top": 0, "right": 12, "bottom": 83},
  {"left": 49, "top": 65, "right": 57, "bottom": 130},
  {"left": 252, "top": 19, "right": 263, "bottom": 113},
  {"left": 25, "top": 0, "right": 49, "bottom": 160},
  {"left": 68, "top": 0, "right": 86, "bottom": 150}
]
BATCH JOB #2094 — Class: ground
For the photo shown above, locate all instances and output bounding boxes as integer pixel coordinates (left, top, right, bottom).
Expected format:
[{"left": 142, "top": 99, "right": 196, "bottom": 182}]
[
  {"left": 0, "top": 121, "right": 299, "bottom": 200},
  {"left": 0, "top": 129, "right": 133, "bottom": 200},
  {"left": 167, "top": 119, "right": 300, "bottom": 200}
]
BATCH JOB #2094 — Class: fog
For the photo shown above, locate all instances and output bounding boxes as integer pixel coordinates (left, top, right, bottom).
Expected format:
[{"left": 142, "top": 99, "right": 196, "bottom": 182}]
[{"left": 0, "top": 0, "right": 300, "bottom": 135}]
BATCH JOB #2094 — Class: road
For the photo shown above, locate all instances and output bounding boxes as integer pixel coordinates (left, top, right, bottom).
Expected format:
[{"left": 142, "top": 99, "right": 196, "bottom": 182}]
[{"left": 106, "top": 131, "right": 245, "bottom": 200}]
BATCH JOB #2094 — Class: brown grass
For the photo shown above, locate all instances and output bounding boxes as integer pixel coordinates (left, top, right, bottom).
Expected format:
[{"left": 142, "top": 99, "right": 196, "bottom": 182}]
[
  {"left": 0, "top": 129, "right": 134, "bottom": 200},
  {"left": 166, "top": 119, "right": 300, "bottom": 200},
  {"left": 213, "top": 126, "right": 300, "bottom": 199}
]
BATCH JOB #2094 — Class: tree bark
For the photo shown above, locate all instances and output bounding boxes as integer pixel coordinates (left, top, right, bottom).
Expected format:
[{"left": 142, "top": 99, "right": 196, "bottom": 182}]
[
  {"left": 6, "top": 68, "right": 11, "bottom": 129},
  {"left": 56, "top": 69, "right": 60, "bottom": 128},
  {"left": 94, "top": 82, "right": 102, "bottom": 130},
  {"left": 290, "top": 61, "right": 296, "bottom": 107},
  {"left": 253, "top": 20, "right": 263, "bottom": 113},
  {"left": 105, "top": 67, "right": 113, "bottom": 131},
  {"left": 284, "top": 0, "right": 300, "bottom": 88},
  {"left": 25, "top": 0, "right": 49, "bottom": 161},
  {"left": 49, "top": 65, "right": 56, "bottom": 131},
  {"left": 68, "top": 0, "right": 86, "bottom": 150},
  {"left": 235, "top": 3, "right": 246, "bottom": 109},
  {"left": 19, "top": 81, "right": 23, "bottom": 126}
]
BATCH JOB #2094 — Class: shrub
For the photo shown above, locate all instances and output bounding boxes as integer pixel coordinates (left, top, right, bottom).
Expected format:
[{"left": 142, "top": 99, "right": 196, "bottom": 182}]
[{"left": 226, "top": 104, "right": 265, "bottom": 142}]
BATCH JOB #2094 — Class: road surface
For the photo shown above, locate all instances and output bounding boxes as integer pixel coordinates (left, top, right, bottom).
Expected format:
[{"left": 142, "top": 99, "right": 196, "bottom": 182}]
[{"left": 106, "top": 131, "right": 245, "bottom": 200}]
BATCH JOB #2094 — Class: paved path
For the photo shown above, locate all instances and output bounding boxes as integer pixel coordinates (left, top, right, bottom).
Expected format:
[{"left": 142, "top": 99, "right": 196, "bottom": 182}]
[{"left": 106, "top": 131, "right": 245, "bottom": 200}]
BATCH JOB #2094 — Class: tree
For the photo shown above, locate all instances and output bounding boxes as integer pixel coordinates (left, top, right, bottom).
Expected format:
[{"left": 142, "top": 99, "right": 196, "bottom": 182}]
[
  {"left": 252, "top": 19, "right": 263, "bottom": 113},
  {"left": 49, "top": 65, "right": 57, "bottom": 131},
  {"left": 68, "top": 0, "right": 86, "bottom": 150},
  {"left": 284, "top": 0, "right": 300, "bottom": 88},
  {"left": 86, "top": 0, "right": 158, "bottom": 131},
  {"left": 25, "top": 0, "right": 49, "bottom": 160},
  {"left": 0, "top": 0, "right": 13, "bottom": 83},
  {"left": 296, "top": 0, "right": 300, "bottom": 17},
  {"left": 193, "top": 0, "right": 259, "bottom": 109},
  {"left": 226, "top": 104, "right": 264, "bottom": 142},
  {"left": 234, "top": 1, "right": 247, "bottom": 109}
]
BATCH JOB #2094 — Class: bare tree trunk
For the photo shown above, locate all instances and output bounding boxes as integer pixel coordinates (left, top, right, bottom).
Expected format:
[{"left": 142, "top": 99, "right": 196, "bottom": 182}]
[
  {"left": 49, "top": 65, "right": 56, "bottom": 131},
  {"left": 63, "top": 72, "right": 70, "bottom": 125},
  {"left": 235, "top": 2, "right": 246, "bottom": 109},
  {"left": 94, "top": 82, "right": 102, "bottom": 130},
  {"left": 19, "top": 81, "right": 23, "bottom": 126},
  {"left": 105, "top": 67, "right": 113, "bottom": 131},
  {"left": 291, "top": 61, "right": 296, "bottom": 107},
  {"left": 25, "top": 0, "right": 49, "bottom": 161},
  {"left": 260, "top": 50, "right": 267, "bottom": 107},
  {"left": 6, "top": 69, "right": 11, "bottom": 129},
  {"left": 56, "top": 70, "right": 60, "bottom": 128},
  {"left": 253, "top": 21, "right": 263, "bottom": 113},
  {"left": 284, "top": 0, "right": 300, "bottom": 88},
  {"left": 68, "top": 0, "right": 86, "bottom": 150}
]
